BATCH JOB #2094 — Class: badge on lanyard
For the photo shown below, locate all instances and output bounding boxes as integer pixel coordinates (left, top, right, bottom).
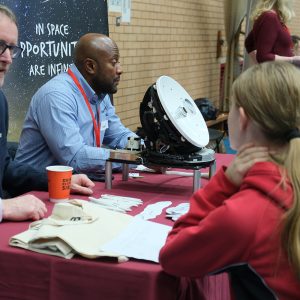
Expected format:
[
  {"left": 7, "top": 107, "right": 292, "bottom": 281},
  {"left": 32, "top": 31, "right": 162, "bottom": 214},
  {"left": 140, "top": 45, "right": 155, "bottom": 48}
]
[{"left": 101, "top": 120, "right": 108, "bottom": 131}]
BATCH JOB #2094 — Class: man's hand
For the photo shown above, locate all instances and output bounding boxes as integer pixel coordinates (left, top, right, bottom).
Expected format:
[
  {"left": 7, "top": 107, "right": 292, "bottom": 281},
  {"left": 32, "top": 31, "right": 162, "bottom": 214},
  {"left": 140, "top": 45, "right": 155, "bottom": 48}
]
[
  {"left": 2, "top": 195, "right": 47, "bottom": 221},
  {"left": 225, "top": 143, "right": 269, "bottom": 187},
  {"left": 71, "top": 174, "right": 95, "bottom": 195}
]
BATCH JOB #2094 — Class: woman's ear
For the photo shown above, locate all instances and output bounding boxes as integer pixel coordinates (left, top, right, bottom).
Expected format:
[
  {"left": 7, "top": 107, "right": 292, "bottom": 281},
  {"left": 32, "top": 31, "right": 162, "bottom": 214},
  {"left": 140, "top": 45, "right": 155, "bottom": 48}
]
[{"left": 239, "top": 106, "right": 249, "bottom": 131}]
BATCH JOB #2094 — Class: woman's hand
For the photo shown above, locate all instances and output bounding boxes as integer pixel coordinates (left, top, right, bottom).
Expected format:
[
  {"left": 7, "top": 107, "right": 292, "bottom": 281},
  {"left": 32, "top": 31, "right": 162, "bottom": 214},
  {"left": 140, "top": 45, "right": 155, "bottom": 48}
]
[{"left": 225, "top": 143, "right": 269, "bottom": 187}]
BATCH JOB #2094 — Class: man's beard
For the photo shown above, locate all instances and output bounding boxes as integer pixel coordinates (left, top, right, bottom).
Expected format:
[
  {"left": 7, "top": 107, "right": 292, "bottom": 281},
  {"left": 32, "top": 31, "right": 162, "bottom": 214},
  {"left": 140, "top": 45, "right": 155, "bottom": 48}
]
[{"left": 91, "top": 78, "right": 117, "bottom": 95}]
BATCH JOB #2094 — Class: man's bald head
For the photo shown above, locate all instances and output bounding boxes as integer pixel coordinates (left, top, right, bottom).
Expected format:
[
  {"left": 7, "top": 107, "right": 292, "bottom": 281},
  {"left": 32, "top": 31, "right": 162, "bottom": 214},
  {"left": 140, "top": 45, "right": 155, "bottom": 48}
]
[
  {"left": 74, "top": 33, "right": 117, "bottom": 70},
  {"left": 73, "top": 33, "right": 122, "bottom": 95}
]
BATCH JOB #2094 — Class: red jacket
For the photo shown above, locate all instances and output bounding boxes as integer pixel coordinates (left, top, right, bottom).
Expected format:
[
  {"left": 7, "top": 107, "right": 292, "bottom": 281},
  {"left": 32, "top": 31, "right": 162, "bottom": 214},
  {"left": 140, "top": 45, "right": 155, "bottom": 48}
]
[
  {"left": 245, "top": 11, "right": 293, "bottom": 63},
  {"left": 159, "top": 162, "right": 300, "bottom": 299}
]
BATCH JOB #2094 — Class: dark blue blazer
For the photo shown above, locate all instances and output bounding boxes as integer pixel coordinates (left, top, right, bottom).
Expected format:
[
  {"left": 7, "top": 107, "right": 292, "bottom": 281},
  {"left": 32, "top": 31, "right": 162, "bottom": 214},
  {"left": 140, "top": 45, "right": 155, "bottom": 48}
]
[{"left": 0, "top": 90, "right": 47, "bottom": 198}]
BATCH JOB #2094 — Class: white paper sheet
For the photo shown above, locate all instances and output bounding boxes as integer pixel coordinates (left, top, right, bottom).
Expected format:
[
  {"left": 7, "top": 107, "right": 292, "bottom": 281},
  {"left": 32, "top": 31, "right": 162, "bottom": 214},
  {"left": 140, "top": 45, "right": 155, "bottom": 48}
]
[
  {"left": 166, "top": 203, "right": 190, "bottom": 221},
  {"left": 108, "top": 0, "right": 122, "bottom": 12},
  {"left": 135, "top": 201, "right": 172, "bottom": 220},
  {"left": 101, "top": 217, "right": 171, "bottom": 263}
]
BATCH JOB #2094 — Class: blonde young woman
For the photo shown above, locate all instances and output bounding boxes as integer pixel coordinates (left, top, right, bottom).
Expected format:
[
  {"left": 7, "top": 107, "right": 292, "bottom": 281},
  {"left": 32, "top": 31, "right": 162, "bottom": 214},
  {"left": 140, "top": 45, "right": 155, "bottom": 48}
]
[
  {"left": 160, "top": 62, "right": 300, "bottom": 299},
  {"left": 245, "top": 0, "right": 300, "bottom": 65}
]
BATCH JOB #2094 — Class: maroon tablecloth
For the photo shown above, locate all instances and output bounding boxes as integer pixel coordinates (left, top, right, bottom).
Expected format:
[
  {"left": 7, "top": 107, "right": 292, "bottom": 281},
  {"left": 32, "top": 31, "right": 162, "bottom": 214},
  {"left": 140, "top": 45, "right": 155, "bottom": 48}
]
[{"left": 0, "top": 154, "right": 234, "bottom": 300}]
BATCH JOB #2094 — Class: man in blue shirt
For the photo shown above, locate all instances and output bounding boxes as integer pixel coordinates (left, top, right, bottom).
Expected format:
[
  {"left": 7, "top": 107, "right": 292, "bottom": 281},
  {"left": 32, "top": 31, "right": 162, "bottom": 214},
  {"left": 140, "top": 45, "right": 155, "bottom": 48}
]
[
  {"left": 15, "top": 33, "right": 137, "bottom": 178},
  {"left": 0, "top": 5, "right": 95, "bottom": 222}
]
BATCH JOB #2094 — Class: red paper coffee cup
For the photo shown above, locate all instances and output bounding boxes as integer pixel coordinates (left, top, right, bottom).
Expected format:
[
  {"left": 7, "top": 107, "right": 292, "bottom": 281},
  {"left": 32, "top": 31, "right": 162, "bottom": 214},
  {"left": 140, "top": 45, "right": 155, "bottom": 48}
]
[{"left": 46, "top": 166, "right": 73, "bottom": 203}]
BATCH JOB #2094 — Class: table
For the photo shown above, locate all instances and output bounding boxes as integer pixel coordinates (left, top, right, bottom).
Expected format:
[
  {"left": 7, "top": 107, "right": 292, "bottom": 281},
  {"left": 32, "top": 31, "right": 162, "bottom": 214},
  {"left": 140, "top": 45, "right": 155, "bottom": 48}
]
[{"left": 0, "top": 154, "right": 234, "bottom": 300}]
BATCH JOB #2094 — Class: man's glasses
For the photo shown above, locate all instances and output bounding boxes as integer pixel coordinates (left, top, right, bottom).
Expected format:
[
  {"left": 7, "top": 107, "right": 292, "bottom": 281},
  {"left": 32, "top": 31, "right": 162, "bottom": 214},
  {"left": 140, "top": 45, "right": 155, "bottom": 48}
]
[{"left": 0, "top": 40, "right": 23, "bottom": 59}]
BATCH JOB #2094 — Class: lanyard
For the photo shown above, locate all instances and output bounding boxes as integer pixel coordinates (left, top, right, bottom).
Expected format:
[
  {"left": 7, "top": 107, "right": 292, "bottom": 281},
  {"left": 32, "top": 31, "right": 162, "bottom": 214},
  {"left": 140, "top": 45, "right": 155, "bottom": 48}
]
[{"left": 67, "top": 68, "right": 101, "bottom": 147}]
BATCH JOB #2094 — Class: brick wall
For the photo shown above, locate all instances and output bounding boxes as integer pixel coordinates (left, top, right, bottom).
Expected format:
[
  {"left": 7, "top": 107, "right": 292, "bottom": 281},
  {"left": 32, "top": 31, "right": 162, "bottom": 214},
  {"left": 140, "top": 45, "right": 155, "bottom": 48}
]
[
  {"left": 109, "top": 1, "right": 300, "bottom": 132},
  {"left": 290, "top": 1, "right": 300, "bottom": 35}
]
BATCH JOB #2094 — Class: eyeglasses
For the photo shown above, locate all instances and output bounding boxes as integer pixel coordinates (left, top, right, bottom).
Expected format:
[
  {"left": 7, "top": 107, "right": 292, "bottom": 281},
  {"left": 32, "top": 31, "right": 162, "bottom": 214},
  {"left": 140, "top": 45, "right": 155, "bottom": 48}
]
[{"left": 0, "top": 40, "right": 23, "bottom": 59}]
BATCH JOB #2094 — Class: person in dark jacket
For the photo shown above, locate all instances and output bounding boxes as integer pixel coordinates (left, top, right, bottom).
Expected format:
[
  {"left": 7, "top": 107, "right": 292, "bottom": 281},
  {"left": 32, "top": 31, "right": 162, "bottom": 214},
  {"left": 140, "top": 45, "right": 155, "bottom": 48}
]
[{"left": 0, "top": 5, "right": 95, "bottom": 222}]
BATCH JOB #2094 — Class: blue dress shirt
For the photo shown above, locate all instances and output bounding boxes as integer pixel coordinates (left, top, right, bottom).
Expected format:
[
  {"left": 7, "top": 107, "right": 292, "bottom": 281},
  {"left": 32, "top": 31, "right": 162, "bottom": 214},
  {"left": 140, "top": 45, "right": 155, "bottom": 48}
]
[{"left": 15, "top": 64, "right": 136, "bottom": 173}]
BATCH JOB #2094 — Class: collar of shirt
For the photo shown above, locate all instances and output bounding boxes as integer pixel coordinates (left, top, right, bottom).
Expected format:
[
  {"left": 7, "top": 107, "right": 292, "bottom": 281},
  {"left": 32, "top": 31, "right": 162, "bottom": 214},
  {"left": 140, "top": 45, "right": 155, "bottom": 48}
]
[{"left": 69, "top": 64, "right": 106, "bottom": 105}]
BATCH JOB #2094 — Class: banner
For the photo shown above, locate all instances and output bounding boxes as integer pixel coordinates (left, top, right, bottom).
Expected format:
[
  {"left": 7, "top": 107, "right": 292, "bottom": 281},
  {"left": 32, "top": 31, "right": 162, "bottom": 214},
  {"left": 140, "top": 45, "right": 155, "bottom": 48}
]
[{"left": 1, "top": 1, "right": 108, "bottom": 140}]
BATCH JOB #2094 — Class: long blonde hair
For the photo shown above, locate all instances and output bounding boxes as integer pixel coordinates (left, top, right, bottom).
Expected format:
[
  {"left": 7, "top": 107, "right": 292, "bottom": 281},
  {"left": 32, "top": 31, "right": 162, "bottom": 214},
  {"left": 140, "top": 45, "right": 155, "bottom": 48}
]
[
  {"left": 251, "top": 0, "right": 295, "bottom": 23},
  {"left": 232, "top": 61, "right": 300, "bottom": 279}
]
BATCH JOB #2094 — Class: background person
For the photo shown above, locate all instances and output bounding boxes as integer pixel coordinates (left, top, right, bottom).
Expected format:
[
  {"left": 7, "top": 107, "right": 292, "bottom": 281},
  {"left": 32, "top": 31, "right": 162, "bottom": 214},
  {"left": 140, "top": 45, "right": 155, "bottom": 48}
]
[
  {"left": 292, "top": 34, "right": 300, "bottom": 55},
  {"left": 160, "top": 61, "right": 300, "bottom": 299},
  {"left": 245, "top": 0, "right": 300, "bottom": 64},
  {"left": 15, "top": 33, "right": 137, "bottom": 179},
  {"left": 0, "top": 5, "right": 95, "bottom": 222}
]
